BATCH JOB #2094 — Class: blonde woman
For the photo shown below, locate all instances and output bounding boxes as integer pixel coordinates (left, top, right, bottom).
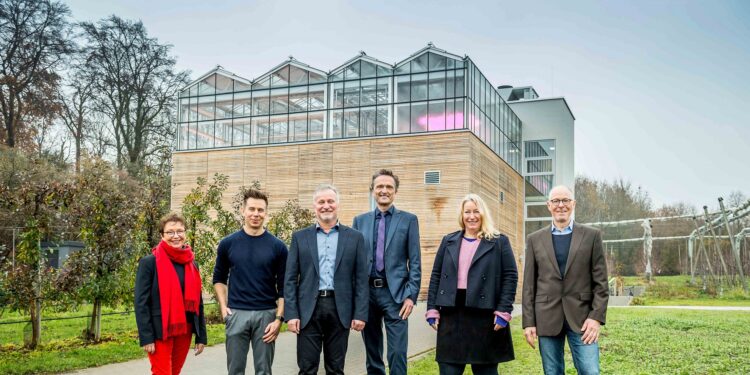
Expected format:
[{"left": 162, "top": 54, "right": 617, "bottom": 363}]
[{"left": 426, "top": 194, "right": 518, "bottom": 375}]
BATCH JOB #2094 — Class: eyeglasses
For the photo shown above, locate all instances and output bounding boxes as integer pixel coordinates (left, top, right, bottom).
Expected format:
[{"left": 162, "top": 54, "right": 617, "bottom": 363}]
[
  {"left": 549, "top": 198, "right": 573, "bottom": 206},
  {"left": 163, "top": 230, "right": 186, "bottom": 237}
]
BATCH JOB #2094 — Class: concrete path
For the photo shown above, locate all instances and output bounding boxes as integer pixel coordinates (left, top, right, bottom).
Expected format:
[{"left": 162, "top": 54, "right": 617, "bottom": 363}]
[
  {"left": 72, "top": 303, "right": 524, "bottom": 375},
  {"left": 72, "top": 303, "right": 440, "bottom": 375}
]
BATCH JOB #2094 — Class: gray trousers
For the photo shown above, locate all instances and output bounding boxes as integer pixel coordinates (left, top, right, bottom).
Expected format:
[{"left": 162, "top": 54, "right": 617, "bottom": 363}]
[{"left": 225, "top": 308, "right": 277, "bottom": 375}]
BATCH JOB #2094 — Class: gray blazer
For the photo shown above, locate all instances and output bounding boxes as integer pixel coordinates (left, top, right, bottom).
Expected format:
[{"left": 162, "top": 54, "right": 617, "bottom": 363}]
[
  {"left": 352, "top": 207, "right": 421, "bottom": 303},
  {"left": 522, "top": 223, "right": 609, "bottom": 336},
  {"left": 284, "top": 224, "right": 369, "bottom": 329},
  {"left": 427, "top": 231, "right": 517, "bottom": 312}
]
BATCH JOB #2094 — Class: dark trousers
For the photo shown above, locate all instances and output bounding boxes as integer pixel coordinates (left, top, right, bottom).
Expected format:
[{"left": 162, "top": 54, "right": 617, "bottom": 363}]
[
  {"left": 438, "top": 362, "right": 498, "bottom": 375},
  {"left": 297, "top": 297, "right": 349, "bottom": 375},
  {"left": 362, "top": 285, "right": 408, "bottom": 375}
]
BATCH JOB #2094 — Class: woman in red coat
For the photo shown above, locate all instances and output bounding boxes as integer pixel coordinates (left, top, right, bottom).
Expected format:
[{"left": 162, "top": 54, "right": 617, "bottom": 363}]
[{"left": 135, "top": 212, "right": 206, "bottom": 375}]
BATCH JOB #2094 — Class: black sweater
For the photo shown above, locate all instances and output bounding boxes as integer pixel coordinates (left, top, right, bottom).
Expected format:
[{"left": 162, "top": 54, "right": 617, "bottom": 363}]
[
  {"left": 552, "top": 233, "right": 573, "bottom": 277},
  {"left": 212, "top": 230, "right": 288, "bottom": 311}
]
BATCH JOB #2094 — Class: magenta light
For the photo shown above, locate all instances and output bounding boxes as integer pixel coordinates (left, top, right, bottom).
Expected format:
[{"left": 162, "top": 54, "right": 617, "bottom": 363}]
[{"left": 416, "top": 111, "right": 468, "bottom": 131}]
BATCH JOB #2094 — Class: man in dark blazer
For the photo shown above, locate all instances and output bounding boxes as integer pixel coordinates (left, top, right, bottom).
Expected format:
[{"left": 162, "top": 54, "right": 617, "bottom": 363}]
[
  {"left": 522, "top": 185, "right": 609, "bottom": 375},
  {"left": 353, "top": 169, "right": 421, "bottom": 375},
  {"left": 284, "top": 184, "right": 369, "bottom": 375}
]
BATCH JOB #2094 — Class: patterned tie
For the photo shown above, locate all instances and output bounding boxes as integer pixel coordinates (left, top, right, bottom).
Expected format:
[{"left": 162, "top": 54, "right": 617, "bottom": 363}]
[{"left": 376, "top": 213, "right": 386, "bottom": 272}]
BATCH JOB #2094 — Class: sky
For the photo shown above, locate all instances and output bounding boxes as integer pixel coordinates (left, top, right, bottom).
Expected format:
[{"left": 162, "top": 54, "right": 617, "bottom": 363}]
[{"left": 65, "top": 0, "right": 750, "bottom": 208}]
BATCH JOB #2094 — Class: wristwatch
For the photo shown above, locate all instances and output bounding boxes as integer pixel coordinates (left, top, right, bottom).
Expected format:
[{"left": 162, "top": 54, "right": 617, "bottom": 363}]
[{"left": 276, "top": 315, "right": 284, "bottom": 322}]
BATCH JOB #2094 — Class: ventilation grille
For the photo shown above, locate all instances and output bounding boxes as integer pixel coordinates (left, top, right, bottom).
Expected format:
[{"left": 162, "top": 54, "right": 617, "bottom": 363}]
[
  {"left": 499, "top": 191, "right": 505, "bottom": 204},
  {"left": 424, "top": 171, "right": 441, "bottom": 185}
]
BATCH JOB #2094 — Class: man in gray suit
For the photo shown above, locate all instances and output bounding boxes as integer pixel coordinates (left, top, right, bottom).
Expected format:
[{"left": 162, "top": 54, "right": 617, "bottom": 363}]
[
  {"left": 522, "top": 185, "right": 608, "bottom": 375},
  {"left": 284, "top": 184, "right": 369, "bottom": 375},
  {"left": 353, "top": 169, "right": 421, "bottom": 375}
]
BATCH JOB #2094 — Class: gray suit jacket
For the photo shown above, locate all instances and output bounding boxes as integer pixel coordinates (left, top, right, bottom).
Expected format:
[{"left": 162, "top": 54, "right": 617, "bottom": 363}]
[
  {"left": 522, "top": 223, "right": 609, "bottom": 336},
  {"left": 352, "top": 207, "right": 421, "bottom": 303},
  {"left": 284, "top": 224, "right": 369, "bottom": 329}
]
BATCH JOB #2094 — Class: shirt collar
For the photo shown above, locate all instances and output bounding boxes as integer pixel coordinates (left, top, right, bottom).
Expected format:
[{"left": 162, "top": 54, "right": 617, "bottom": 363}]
[
  {"left": 551, "top": 220, "right": 574, "bottom": 233},
  {"left": 375, "top": 205, "right": 395, "bottom": 217},
  {"left": 316, "top": 221, "right": 340, "bottom": 232}
]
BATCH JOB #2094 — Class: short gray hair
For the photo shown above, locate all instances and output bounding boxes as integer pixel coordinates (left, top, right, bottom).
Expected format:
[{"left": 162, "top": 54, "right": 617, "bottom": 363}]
[
  {"left": 548, "top": 185, "right": 574, "bottom": 200},
  {"left": 313, "top": 184, "right": 339, "bottom": 203}
]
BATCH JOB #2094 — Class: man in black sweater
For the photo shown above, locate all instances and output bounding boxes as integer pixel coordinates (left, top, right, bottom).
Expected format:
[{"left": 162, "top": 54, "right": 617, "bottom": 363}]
[{"left": 213, "top": 189, "right": 288, "bottom": 375}]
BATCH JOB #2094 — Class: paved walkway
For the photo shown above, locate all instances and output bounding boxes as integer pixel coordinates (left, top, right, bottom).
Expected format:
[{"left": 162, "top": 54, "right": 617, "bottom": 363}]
[
  {"left": 69, "top": 301, "right": 747, "bottom": 374},
  {"left": 73, "top": 303, "right": 524, "bottom": 375},
  {"left": 72, "top": 303, "right": 450, "bottom": 375}
]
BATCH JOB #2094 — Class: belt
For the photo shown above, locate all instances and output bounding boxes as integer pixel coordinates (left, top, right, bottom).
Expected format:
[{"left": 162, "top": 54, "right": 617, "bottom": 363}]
[
  {"left": 318, "top": 290, "right": 335, "bottom": 297},
  {"left": 370, "top": 278, "right": 387, "bottom": 288}
]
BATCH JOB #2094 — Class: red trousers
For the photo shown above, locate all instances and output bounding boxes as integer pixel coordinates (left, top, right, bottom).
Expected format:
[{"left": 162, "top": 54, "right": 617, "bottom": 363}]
[{"left": 147, "top": 333, "right": 193, "bottom": 375}]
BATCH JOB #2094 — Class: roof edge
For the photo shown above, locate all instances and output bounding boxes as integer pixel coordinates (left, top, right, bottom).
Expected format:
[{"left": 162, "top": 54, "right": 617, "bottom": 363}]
[{"left": 508, "top": 97, "right": 576, "bottom": 121}]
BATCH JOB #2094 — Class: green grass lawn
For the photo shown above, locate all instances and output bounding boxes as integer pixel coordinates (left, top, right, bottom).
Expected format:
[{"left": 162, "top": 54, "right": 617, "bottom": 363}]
[
  {"left": 3, "top": 276, "right": 749, "bottom": 374},
  {"left": 0, "top": 304, "right": 229, "bottom": 375},
  {"left": 409, "top": 308, "right": 750, "bottom": 374},
  {"left": 622, "top": 275, "right": 750, "bottom": 306}
]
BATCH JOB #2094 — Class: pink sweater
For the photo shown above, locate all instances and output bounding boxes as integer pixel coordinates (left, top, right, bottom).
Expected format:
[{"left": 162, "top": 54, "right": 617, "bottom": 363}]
[{"left": 457, "top": 237, "right": 480, "bottom": 288}]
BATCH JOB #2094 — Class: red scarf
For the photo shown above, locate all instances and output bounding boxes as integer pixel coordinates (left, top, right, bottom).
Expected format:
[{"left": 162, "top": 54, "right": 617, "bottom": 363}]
[{"left": 153, "top": 240, "right": 202, "bottom": 339}]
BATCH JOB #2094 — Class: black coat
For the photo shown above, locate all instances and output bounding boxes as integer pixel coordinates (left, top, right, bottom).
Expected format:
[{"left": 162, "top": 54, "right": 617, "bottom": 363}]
[
  {"left": 134, "top": 255, "right": 207, "bottom": 346},
  {"left": 427, "top": 231, "right": 518, "bottom": 313}
]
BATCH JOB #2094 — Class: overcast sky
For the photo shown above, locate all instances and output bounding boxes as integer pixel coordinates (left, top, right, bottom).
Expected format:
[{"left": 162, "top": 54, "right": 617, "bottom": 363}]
[{"left": 66, "top": 0, "right": 749, "bottom": 208}]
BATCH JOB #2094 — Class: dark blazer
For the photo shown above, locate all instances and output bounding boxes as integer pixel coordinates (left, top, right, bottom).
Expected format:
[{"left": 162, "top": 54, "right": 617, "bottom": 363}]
[
  {"left": 352, "top": 207, "right": 421, "bottom": 303},
  {"left": 522, "top": 224, "right": 609, "bottom": 336},
  {"left": 134, "top": 255, "right": 207, "bottom": 346},
  {"left": 427, "top": 231, "right": 518, "bottom": 312},
  {"left": 284, "top": 224, "right": 369, "bottom": 329}
]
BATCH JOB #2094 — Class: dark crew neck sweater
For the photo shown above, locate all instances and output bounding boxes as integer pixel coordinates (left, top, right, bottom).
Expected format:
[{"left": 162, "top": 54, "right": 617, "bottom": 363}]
[
  {"left": 552, "top": 233, "right": 573, "bottom": 277},
  {"left": 212, "top": 230, "right": 288, "bottom": 311}
]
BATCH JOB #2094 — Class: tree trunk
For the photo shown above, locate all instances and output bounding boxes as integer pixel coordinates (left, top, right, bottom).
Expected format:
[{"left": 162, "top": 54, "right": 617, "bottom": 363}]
[
  {"left": 28, "top": 299, "right": 42, "bottom": 349},
  {"left": 95, "top": 301, "right": 102, "bottom": 341},
  {"left": 87, "top": 299, "right": 102, "bottom": 342},
  {"left": 75, "top": 132, "right": 81, "bottom": 173},
  {"left": 5, "top": 104, "right": 16, "bottom": 148}
]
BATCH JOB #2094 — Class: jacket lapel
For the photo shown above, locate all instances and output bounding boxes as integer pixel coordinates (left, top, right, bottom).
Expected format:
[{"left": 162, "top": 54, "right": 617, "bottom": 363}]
[
  {"left": 541, "top": 225, "right": 562, "bottom": 279},
  {"left": 363, "top": 211, "right": 375, "bottom": 245},
  {"left": 563, "top": 224, "right": 584, "bottom": 279},
  {"left": 470, "top": 237, "right": 495, "bottom": 267},
  {"left": 445, "top": 233, "right": 461, "bottom": 270},
  {"left": 334, "top": 226, "right": 347, "bottom": 272},
  {"left": 304, "top": 226, "right": 320, "bottom": 277},
  {"left": 385, "top": 207, "right": 401, "bottom": 251}
]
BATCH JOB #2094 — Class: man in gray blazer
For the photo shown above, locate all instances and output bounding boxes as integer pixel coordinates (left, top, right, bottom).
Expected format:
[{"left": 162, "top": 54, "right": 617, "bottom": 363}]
[
  {"left": 522, "top": 185, "right": 608, "bottom": 375},
  {"left": 353, "top": 169, "right": 421, "bottom": 375},
  {"left": 284, "top": 184, "right": 369, "bottom": 375}
]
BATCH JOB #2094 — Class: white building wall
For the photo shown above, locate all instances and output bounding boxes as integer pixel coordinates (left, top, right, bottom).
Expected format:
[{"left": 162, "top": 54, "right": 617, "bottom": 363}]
[{"left": 508, "top": 97, "right": 575, "bottom": 233}]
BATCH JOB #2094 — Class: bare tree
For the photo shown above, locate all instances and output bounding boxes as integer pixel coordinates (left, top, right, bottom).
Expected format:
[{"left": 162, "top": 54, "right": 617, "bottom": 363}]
[
  {"left": 0, "top": 0, "right": 73, "bottom": 148},
  {"left": 727, "top": 191, "right": 748, "bottom": 209},
  {"left": 79, "top": 16, "right": 188, "bottom": 174},
  {"left": 59, "top": 71, "right": 94, "bottom": 172}
]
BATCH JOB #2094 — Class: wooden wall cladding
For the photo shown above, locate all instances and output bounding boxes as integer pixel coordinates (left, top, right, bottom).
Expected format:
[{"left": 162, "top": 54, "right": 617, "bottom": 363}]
[
  {"left": 171, "top": 130, "right": 525, "bottom": 300},
  {"left": 171, "top": 151, "right": 208, "bottom": 212}
]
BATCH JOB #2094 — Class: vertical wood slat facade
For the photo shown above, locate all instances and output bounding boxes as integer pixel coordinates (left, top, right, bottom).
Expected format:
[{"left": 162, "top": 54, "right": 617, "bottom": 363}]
[{"left": 171, "top": 130, "right": 525, "bottom": 300}]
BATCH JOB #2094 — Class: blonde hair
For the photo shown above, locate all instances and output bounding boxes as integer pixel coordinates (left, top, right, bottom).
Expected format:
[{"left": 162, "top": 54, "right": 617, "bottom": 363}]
[{"left": 457, "top": 193, "right": 501, "bottom": 240}]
